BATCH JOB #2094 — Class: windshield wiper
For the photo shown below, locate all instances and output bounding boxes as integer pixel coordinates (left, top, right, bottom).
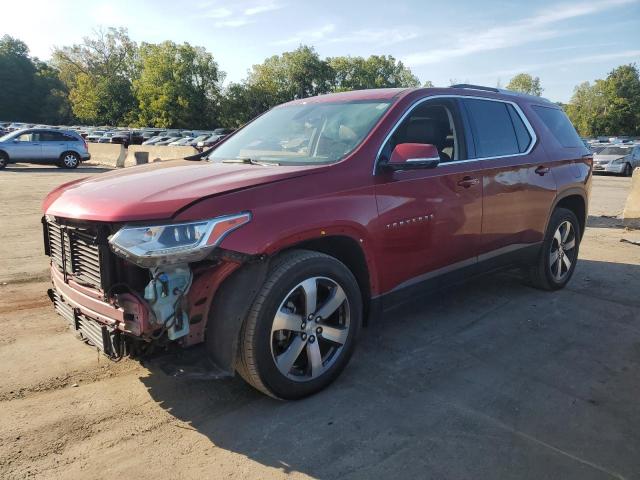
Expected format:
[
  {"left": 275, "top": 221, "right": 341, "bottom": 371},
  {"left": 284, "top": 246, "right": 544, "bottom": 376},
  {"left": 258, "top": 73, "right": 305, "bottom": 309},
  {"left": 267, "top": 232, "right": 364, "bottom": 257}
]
[{"left": 221, "top": 157, "right": 280, "bottom": 166}]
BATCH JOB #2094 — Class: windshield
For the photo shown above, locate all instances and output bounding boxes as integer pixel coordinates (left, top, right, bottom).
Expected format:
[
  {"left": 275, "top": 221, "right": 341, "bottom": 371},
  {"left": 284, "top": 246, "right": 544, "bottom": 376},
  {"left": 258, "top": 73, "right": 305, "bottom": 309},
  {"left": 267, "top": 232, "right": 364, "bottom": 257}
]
[
  {"left": 0, "top": 131, "right": 17, "bottom": 142},
  {"left": 209, "top": 100, "right": 392, "bottom": 165},
  {"left": 598, "top": 146, "right": 630, "bottom": 156}
]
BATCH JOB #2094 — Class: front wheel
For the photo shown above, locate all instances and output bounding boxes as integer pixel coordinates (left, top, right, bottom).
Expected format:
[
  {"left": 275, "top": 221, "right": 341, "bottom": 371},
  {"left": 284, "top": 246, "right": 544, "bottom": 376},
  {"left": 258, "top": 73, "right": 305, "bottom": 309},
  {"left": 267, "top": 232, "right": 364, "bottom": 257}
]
[
  {"left": 236, "top": 250, "right": 361, "bottom": 399},
  {"left": 529, "top": 207, "right": 581, "bottom": 291},
  {"left": 58, "top": 152, "right": 80, "bottom": 169},
  {"left": 0, "top": 152, "right": 7, "bottom": 169},
  {"left": 623, "top": 163, "right": 633, "bottom": 177}
]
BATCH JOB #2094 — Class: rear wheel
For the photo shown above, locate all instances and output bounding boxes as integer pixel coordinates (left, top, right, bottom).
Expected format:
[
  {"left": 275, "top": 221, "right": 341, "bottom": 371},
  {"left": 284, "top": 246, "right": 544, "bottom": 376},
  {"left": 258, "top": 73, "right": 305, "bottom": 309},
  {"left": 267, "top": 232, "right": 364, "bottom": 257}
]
[
  {"left": 237, "top": 250, "right": 361, "bottom": 399},
  {"left": 529, "top": 207, "right": 580, "bottom": 290},
  {"left": 0, "top": 152, "right": 7, "bottom": 169},
  {"left": 58, "top": 152, "right": 80, "bottom": 169}
]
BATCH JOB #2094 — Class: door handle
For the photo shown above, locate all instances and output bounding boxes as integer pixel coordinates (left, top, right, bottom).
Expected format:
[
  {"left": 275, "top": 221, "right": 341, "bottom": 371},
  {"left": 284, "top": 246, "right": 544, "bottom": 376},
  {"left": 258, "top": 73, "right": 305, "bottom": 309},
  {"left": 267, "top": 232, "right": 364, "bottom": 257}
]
[
  {"left": 457, "top": 176, "right": 479, "bottom": 188},
  {"left": 535, "top": 166, "right": 550, "bottom": 176}
]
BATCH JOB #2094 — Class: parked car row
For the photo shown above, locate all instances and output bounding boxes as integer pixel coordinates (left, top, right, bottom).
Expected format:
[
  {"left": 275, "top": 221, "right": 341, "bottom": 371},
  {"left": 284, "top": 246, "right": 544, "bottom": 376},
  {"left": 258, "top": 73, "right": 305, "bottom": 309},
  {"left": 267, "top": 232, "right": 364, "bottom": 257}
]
[{"left": 0, "top": 122, "right": 236, "bottom": 150}]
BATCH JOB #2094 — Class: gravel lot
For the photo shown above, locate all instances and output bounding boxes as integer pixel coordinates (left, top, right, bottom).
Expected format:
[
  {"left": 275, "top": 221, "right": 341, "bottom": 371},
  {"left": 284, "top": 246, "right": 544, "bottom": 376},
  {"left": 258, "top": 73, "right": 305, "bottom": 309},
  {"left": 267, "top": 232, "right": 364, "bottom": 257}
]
[{"left": 1, "top": 164, "right": 639, "bottom": 480}]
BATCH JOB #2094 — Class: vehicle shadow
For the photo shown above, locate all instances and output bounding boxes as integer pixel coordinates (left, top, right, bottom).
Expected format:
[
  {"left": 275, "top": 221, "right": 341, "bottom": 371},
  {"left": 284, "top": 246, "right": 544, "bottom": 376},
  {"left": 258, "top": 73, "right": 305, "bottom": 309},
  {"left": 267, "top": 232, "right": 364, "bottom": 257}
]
[{"left": 140, "top": 259, "right": 640, "bottom": 479}]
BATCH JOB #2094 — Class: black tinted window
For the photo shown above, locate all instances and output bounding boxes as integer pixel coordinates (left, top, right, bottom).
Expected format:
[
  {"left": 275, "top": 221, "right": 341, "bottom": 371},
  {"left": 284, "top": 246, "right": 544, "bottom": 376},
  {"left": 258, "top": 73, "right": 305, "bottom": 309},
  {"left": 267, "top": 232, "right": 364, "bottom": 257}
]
[
  {"left": 507, "top": 105, "right": 532, "bottom": 153},
  {"left": 464, "top": 99, "right": 520, "bottom": 157},
  {"left": 39, "top": 132, "right": 66, "bottom": 141},
  {"left": 532, "top": 105, "right": 583, "bottom": 148}
]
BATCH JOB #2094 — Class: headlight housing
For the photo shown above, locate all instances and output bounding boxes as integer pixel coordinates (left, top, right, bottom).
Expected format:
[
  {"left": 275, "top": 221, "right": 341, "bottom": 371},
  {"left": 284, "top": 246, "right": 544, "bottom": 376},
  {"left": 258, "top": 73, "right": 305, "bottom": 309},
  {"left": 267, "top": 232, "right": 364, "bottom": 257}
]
[
  {"left": 611, "top": 156, "right": 627, "bottom": 164},
  {"left": 109, "top": 212, "right": 251, "bottom": 267}
]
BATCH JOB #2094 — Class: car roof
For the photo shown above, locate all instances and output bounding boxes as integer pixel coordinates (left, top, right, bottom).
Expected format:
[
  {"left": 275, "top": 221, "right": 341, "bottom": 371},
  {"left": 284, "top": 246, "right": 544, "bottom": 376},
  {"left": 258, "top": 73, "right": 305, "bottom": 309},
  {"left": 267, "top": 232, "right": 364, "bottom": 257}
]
[{"left": 281, "top": 85, "right": 554, "bottom": 107}]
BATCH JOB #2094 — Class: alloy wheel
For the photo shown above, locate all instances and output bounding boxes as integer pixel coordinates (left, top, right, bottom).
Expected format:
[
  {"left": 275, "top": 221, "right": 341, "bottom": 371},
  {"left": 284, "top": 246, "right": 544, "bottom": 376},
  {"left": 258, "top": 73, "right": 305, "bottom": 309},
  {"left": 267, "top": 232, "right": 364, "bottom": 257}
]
[
  {"left": 549, "top": 220, "right": 576, "bottom": 282},
  {"left": 270, "top": 276, "right": 350, "bottom": 382},
  {"left": 63, "top": 154, "right": 78, "bottom": 168}
]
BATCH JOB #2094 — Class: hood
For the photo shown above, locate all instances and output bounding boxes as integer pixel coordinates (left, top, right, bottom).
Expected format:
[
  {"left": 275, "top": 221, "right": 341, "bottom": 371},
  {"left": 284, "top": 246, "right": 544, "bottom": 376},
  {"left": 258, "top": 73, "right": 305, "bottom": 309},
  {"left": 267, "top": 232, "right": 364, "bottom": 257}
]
[{"left": 44, "top": 160, "right": 322, "bottom": 222}]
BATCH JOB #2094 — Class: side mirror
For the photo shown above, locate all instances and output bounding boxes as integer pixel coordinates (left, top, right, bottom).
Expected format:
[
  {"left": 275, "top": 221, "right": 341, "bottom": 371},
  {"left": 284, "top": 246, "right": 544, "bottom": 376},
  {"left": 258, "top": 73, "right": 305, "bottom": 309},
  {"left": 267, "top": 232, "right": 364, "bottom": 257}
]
[{"left": 384, "top": 143, "right": 440, "bottom": 171}]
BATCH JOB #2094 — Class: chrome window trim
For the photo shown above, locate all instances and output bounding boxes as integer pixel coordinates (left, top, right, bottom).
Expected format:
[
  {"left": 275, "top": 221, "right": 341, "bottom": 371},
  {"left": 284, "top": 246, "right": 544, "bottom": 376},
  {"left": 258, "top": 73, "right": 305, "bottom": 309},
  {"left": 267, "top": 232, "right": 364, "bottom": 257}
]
[
  {"left": 406, "top": 156, "right": 441, "bottom": 162},
  {"left": 373, "top": 94, "right": 538, "bottom": 175}
]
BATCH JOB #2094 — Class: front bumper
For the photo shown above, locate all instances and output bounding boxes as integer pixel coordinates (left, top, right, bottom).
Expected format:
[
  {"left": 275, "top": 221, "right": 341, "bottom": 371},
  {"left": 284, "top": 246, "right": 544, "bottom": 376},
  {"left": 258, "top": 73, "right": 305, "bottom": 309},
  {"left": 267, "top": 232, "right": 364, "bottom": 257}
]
[{"left": 593, "top": 162, "right": 625, "bottom": 174}]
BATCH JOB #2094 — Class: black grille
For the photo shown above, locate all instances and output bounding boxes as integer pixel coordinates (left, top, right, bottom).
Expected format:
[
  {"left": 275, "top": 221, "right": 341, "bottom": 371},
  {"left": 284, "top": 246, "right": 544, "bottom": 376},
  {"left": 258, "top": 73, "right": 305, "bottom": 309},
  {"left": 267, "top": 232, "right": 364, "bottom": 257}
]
[
  {"left": 45, "top": 218, "right": 106, "bottom": 290},
  {"left": 50, "top": 289, "right": 125, "bottom": 358}
]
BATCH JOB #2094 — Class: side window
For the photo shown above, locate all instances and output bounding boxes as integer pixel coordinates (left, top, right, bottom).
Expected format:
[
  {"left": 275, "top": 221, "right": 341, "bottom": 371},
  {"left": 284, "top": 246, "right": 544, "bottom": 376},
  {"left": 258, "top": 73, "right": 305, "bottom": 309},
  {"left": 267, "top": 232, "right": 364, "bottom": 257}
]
[
  {"left": 16, "top": 133, "right": 33, "bottom": 142},
  {"left": 531, "top": 105, "right": 583, "bottom": 148},
  {"left": 506, "top": 105, "right": 532, "bottom": 153},
  {"left": 39, "top": 132, "right": 64, "bottom": 142},
  {"left": 463, "top": 99, "right": 522, "bottom": 157},
  {"left": 383, "top": 101, "right": 464, "bottom": 163}
]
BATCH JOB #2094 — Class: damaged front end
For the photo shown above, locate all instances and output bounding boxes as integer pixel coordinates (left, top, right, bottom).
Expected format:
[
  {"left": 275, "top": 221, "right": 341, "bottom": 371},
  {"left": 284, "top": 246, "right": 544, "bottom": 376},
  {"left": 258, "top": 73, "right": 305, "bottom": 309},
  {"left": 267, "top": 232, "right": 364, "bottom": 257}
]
[{"left": 44, "top": 213, "right": 252, "bottom": 362}]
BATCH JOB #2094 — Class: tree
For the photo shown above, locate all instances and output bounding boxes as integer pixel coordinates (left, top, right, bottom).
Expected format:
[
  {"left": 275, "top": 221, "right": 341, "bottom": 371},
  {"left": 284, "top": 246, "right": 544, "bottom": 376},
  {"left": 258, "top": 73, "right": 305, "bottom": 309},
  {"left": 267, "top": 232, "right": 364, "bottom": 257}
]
[
  {"left": 133, "top": 41, "right": 224, "bottom": 128},
  {"left": 0, "top": 35, "right": 71, "bottom": 124},
  {"left": 564, "top": 64, "right": 640, "bottom": 136},
  {"left": 328, "top": 55, "right": 420, "bottom": 91},
  {"left": 506, "top": 73, "right": 543, "bottom": 96},
  {"left": 218, "top": 82, "right": 271, "bottom": 128},
  {"left": 53, "top": 27, "right": 138, "bottom": 125},
  {"left": 247, "top": 46, "right": 334, "bottom": 106},
  {"left": 423, "top": 80, "right": 435, "bottom": 88}
]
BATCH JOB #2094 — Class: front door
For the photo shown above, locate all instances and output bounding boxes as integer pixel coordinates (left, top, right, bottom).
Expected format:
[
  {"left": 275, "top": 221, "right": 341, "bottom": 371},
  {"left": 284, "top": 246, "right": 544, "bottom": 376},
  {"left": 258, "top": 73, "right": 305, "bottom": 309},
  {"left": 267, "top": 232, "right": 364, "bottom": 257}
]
[
  {"left": 10, "top": 132, "right": 42, "bottom": 160},
  {"left": 373, "top": 98, "right": 483, "bottom": 295}
]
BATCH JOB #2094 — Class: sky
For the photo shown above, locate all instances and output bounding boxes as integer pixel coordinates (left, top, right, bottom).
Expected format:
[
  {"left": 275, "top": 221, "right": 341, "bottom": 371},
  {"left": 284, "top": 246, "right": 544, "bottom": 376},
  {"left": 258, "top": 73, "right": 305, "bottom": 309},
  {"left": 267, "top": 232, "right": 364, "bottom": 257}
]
[{"left": 2, "top": 0, "right": 639, "bottom": 102}]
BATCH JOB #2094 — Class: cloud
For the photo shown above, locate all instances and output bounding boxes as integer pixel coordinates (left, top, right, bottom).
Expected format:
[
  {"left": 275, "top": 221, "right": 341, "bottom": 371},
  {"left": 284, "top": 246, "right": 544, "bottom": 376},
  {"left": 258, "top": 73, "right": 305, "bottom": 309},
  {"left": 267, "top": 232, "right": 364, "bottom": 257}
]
[
  {"left": 327, "top": 28, "right": 420, "bottom": 46},
  {"left": 271, "top": 24, "right": 336, "bottom": 46},
  {"left": 204, "top": 7, "right": 232, "bottom": 19},
  {"left": 272, "top": 25, "right": 420, "bottom": 47},
  {"left": 244, "top": 3, "right": 283, "bottom": 15},
  {"left": 483, "top": 49, "right": 640, "bottom": 78},
  {"left": 215, "top": 18, "right": 253, "bottom": 28},
  {"left": 404, "top": 0, "right": 637, "bottom": 66}
]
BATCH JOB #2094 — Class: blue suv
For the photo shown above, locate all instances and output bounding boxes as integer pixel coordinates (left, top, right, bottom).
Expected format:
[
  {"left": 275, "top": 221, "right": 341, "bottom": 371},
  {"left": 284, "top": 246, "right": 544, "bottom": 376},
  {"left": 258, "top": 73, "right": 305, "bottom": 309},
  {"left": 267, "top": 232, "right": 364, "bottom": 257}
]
[{"left": 0, "top": 129, "right": 91, "bottom": 169}]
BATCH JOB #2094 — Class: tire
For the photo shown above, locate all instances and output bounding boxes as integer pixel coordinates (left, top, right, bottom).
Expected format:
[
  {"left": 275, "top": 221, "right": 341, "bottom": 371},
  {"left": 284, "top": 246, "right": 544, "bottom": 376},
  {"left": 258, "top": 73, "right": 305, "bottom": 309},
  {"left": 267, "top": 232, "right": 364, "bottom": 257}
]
[
  {"left": 59, "top": 152, "right": 80, "bottom": 169},
  {"left": 529, "top": 207, "right": 581, "bottom": 291},
  {"left": 623, "top": 163, "right": 633, "bottom": 177},
  {"left": 237, "top": 249, "right": 362, "bottom": 399},
  {"left": 0, "top": 152, "right": 7, "bottom": 170}
]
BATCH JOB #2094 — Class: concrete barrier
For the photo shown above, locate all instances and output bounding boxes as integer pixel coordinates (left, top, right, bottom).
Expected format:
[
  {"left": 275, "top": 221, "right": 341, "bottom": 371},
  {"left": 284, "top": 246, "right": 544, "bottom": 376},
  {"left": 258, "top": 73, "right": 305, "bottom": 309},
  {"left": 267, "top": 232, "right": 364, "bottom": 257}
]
[
  {"left": 124, "top": 145, "right": 198, "bottom": 167},
  {"left": 87, "top": 143, "right": 126, "bottom": 168},
  {"left": 623, "top": 167, "right": 640, "bottom": 229}
]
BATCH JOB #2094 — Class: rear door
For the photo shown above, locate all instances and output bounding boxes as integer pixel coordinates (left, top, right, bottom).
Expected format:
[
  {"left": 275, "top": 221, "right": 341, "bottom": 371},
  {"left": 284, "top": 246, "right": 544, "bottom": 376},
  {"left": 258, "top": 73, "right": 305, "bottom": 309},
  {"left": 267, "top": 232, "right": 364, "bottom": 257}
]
[
  {"left": 40, "top": 131, "right": 69, "bottom": 161},
  {"left": 460, "top": 97, "right": 557, "bottom": 259}
]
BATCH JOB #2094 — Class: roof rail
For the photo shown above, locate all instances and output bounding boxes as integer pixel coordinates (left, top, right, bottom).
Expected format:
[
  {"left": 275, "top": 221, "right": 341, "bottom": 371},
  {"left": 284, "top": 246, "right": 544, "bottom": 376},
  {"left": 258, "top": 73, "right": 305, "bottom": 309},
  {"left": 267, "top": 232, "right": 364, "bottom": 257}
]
[
  {"left": 450, "top": 83, "right": 553, "bottom": 103},
  {"left": 450, "top": 84, "right": 500, "bottom": 93}
]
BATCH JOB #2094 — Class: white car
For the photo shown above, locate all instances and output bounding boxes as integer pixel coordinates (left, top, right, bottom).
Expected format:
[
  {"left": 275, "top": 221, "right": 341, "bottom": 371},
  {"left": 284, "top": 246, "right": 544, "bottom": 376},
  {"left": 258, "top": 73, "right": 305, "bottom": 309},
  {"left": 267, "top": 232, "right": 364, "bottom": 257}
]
[{"left": 592, "top": 145, "right": 640, "bottom": 176}]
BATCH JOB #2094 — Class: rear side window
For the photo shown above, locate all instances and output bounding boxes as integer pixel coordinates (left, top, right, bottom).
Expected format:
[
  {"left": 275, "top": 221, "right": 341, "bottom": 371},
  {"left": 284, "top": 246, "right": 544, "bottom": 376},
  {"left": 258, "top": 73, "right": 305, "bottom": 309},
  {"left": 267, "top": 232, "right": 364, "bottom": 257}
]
[
  {"left": 531, "top": 105, "right": 583, "bottom": 148},
  {"left": 464, "top": 99, "right": 530, "bottom": 157}
]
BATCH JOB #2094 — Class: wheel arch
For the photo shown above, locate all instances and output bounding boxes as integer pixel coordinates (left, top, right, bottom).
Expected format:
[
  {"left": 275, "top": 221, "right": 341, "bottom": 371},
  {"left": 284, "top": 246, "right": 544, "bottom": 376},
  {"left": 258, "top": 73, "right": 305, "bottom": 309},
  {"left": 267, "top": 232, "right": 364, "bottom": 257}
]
[
  {"left": 552, "top": 190, "right": 587, "bottom": 238},
  {"left": 286, "top": 235, "right": 373, "bottom": 324}
]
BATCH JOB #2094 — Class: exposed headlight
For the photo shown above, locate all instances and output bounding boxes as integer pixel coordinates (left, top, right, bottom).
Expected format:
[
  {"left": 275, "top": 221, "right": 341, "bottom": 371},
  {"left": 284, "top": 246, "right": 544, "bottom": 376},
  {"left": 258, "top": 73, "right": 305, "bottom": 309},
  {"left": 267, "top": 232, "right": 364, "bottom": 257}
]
[{"left": 109, "top": 212, "right": 251, "bottom": 267}]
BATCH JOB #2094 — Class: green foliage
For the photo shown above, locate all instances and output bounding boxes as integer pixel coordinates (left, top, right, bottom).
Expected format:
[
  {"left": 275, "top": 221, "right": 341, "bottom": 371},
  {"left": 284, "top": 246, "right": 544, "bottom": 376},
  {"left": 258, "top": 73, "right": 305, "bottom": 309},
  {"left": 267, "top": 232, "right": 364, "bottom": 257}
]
[
  {"left": 0, "top": 35, "right": 71, "bottom": 124},
  {"left": 329, "top": 55, "right": 420, "bottom": 91},
  {"left": 565, "top": 64, "right": 640, "bottom": 136},
  {"left": 506, "top": 73, "right": 543, "bottom": 96},
  {"left": 133, "top": 41, "right": 224, "bottom": 128},
  {"left": 53, "top": 27, "right": 138, "bottom": 125},
  {"left": 247, "top": 46, "right": 334, "bottom": 104}
]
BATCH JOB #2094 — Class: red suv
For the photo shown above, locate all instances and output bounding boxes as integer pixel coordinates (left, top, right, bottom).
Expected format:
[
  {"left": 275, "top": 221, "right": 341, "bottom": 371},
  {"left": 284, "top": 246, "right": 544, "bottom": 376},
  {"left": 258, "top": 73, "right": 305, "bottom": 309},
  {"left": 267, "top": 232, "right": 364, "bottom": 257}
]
[{"left": 43, "top": 85, "right": 592, "bottom": 399}]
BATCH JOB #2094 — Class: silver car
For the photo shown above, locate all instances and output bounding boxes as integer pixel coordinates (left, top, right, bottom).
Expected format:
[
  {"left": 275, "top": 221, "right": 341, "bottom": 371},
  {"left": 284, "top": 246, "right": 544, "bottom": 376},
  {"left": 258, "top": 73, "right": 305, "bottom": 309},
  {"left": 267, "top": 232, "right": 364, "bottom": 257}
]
[
  {"left": 592, "top": 144, "right": 640, "bottom": 176},
  {"left": 0, "top": 129, "right": 91, "bottom": 169}
]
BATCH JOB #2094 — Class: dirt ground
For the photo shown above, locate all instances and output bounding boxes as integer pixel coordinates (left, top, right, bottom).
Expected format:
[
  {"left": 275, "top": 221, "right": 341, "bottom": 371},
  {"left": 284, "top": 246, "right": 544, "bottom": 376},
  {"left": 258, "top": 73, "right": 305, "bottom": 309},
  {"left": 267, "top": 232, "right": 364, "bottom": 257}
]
[{"left": 1, "top": 164, "right": 639, "bottom": 480}]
